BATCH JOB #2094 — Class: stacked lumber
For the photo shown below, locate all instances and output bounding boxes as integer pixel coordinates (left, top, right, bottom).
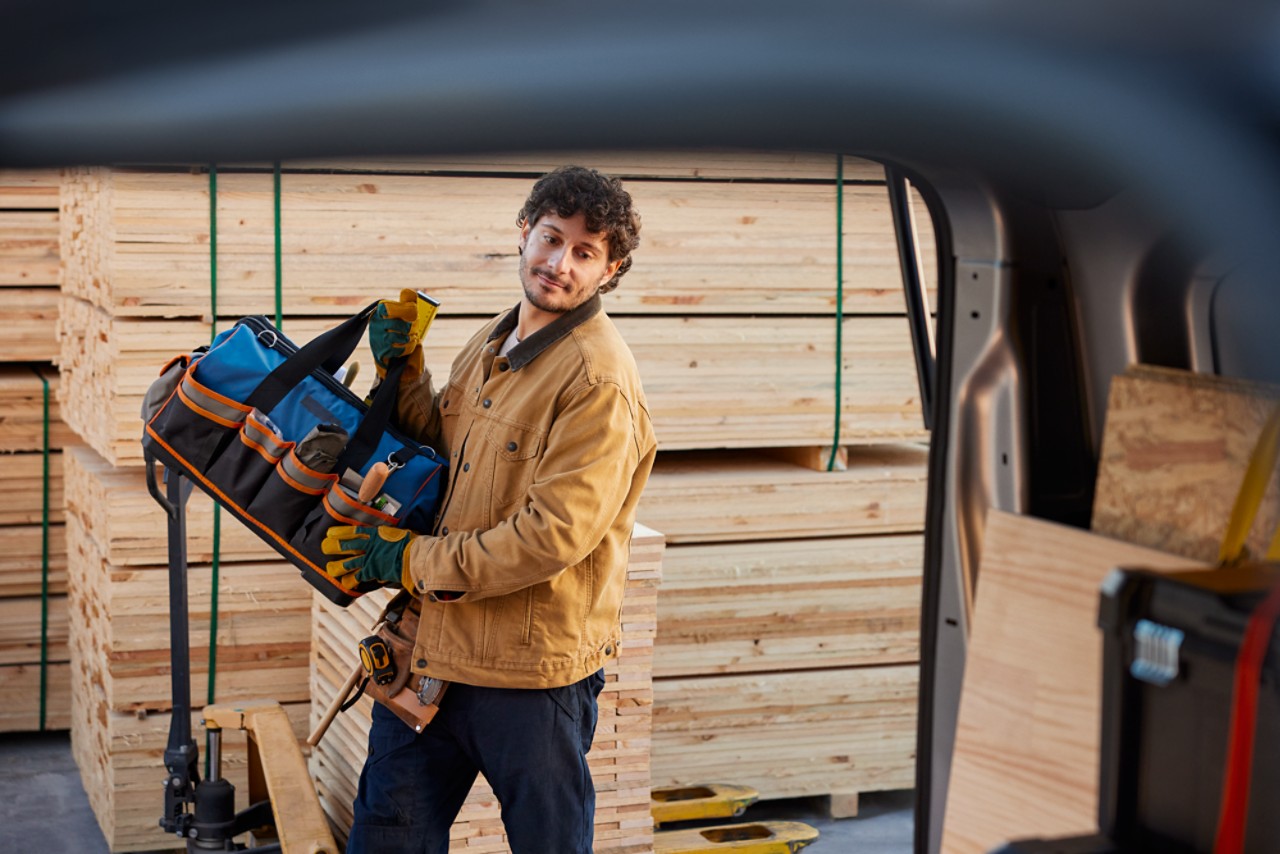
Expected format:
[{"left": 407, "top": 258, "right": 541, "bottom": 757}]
[
  {"left": 1, "top": 169, "right": 60, "bottom": 361},
  {"left": 0, "top": 365, "right": 70, "bottom": 732},
  {"left": 309, "top": 525, "right": 664, "bottom": 853},
  {"left": 58, "top": 152, "right": 934, "bottom": 842},
  {"left": 63, "top": 440, "right": 317, "bottom": 851}
]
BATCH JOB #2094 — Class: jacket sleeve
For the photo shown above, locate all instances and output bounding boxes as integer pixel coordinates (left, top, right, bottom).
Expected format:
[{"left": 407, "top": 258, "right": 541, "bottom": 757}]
[
  {"left": 394, "top": 368, "right": 448, "bottom": 455},
  {"left": 402, "top": 379, "right": 643, "bottom": 601}
]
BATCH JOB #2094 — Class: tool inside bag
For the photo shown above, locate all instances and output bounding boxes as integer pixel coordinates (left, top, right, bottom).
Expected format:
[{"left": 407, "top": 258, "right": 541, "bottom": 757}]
[{"left": 323, "top": 591, "right": 447, "bottom": 737}]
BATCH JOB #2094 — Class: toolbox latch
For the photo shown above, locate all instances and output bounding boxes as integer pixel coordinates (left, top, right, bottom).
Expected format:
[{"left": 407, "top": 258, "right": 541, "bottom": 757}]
[{"left": 1130, "top": 619, "right": 1184, "bottom": 686}]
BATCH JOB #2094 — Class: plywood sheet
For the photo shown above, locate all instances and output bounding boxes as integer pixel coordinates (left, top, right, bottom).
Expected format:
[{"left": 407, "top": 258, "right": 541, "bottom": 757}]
[{"left": 941, "top": 510, "right": 1206, "bottom": 854}]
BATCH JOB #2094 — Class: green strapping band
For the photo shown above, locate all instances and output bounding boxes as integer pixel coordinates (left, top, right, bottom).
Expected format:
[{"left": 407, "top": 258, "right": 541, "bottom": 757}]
[
  {"left": 35, "top": 367, "right": 50, "bottom": 731},
  {"left": 208, "top": 164, "right": 222, "bottom": 710},
  {"left": 274, "top": 162, "right": 284, "bottom": 331},
  {"left": 827, "top": 155, "right": 845, "bottom": 472}
]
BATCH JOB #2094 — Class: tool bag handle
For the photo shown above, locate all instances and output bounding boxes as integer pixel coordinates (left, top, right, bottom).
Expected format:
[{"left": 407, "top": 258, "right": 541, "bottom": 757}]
[{"left": 244, "top": 301, "right": 413, "bottom": 474}]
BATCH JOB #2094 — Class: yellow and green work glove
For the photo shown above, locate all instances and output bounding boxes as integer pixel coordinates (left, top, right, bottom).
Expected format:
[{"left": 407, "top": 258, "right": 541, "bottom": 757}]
[
  {"left": 322, "top": 524, "right": 416, "bottom": 591},
  {"left": 369, "top": 289, "right": 437, "bottom": 380}
]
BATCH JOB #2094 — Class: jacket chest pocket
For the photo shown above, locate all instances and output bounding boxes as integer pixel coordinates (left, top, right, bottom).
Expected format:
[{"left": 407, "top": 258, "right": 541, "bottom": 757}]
[{"left": 483, "top": 422, "right": 544, "bottom": 512}]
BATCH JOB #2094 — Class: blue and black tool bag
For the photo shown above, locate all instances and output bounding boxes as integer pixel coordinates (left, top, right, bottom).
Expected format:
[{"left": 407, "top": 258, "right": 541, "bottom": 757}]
[{"left": 141, "top": 302, "right": 447, "bottom": 606}]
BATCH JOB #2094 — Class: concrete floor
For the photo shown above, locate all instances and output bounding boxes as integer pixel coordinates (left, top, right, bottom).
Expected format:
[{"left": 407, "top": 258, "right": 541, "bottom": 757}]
[{"left": 0, "top": 730, "right": 914, "bottom": 853}]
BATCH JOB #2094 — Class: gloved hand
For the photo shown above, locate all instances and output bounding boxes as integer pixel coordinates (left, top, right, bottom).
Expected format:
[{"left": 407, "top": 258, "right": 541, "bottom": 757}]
[
  {"left": 369, "top": 289, "right": 436, "bottom": 380},
  {"left": 322, "top": 524, "right": 416, "bottom": 591}
]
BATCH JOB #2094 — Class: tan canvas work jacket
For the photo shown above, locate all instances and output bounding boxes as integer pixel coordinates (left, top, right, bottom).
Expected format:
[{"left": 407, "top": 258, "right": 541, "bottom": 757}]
[{"left": 394, "top": 295, "right": 657, "bottom": 689}]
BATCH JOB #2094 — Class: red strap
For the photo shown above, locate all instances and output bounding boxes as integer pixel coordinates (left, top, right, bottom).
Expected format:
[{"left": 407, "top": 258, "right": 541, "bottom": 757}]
[{"left": 1214, "top": 577, "right": 1280, "bottom": 854}]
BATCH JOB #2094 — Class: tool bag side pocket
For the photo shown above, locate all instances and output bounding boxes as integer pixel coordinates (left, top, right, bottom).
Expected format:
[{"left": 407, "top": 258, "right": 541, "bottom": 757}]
[
  {"left": 145, "top": 362, "right": 250, "bottom": 473},
  {"left": 289, "top": 482, "right": 401, "bottom": 595},
  {"left": 243, "top": 447, "right": 337, "bottom": 539},
  {"left": 204, "top": 412, "right": 294, "bottom": 509}
]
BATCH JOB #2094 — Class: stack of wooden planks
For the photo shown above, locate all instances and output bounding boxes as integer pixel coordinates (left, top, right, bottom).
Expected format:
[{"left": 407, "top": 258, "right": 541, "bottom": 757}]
[
  {"left": 942, "top": 364, "right": 1280, "bottom": 853},
  {"left": 0, "top": 169, "right": 71, "bottom": 733},
  {"left": 57, "top": 151, "right": 935, "bottom": 846},
  {"left": 309, "top": 525, "right": 664, "bottom": 852},
  {"left": 63, "top": 443, "right": 317, "bottom": 851},
  {"left": 1, "top": 169, "right": 61, "bottom": 362}
]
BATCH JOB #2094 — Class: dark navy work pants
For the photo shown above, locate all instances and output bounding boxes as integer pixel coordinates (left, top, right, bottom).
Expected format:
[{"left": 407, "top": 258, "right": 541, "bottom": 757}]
[{"left": 346, "top": 670, "right": 605, "bottom": 854}]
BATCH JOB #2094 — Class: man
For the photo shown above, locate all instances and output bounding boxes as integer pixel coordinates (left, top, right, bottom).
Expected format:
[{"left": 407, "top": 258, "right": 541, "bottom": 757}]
[{"left": 322, "top": 166, "right": 656, "bottom": 853}]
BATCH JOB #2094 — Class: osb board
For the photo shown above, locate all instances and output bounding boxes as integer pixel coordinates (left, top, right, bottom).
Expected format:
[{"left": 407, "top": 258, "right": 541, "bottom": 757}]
[
  {"left": 1092, "top": 364, "right": 1280, "bottom": 563},
  {"left": 61, "top": 166, "right": 931, "bottom": 318},
  {"left": 654, "top": 534, "right": 922, "bottom": 677},
  {"left": 651, "top": 665, "right": 918, "bottom": 801},
  {"left": 941, "top": 510, "right": 1206, "bottom": 854}
]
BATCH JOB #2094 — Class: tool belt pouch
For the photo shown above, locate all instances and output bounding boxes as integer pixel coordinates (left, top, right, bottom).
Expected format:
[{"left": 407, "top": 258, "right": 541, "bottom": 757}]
[
  {"left": 140, "top": 303, "right": 448, "bottom": 607},
  {"left": 368, "top": 601, "right": 448, "bottom": 733}
]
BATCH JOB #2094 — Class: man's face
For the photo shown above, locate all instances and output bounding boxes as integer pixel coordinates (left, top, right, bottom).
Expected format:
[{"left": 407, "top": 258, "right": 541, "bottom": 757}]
[{"left": 518, "top": 211, "right": 620, "bottom": 322}]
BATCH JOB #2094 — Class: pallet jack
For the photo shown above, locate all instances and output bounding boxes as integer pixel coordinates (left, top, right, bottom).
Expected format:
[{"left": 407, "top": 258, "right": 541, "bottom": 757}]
[
  {"left": 651, "top": 785, "right": 820, "bottom": 853},
  {"left": 146, "top": 454, "right": 337, "bottom": 853}
]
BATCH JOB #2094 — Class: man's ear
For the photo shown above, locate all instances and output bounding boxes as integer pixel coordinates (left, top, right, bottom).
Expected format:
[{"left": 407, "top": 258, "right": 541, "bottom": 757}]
[
  {"left": 518, "top": 222, "right": 530, "bottom": 255},
  {"left": 601, "top": 259, "right": 622, "bottom": 286}
]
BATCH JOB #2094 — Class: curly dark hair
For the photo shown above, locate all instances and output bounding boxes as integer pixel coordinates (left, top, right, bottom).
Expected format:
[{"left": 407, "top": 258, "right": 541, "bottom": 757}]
[{"left": 517, "top": 165, "right": 641, "bottom": 294}]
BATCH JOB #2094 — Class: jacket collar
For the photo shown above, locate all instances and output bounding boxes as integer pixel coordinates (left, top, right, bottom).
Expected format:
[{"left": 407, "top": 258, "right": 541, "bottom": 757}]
[{"left": 488, "top": 293, "right": 603, "bottom": 372}]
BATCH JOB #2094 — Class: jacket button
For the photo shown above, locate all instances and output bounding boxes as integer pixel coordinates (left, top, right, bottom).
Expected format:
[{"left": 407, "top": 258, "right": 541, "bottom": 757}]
[
  {"left": 605, "top": 645, "right": 614, "bottom": 656},
  {"left": 507, "top": 441, "right": 517, "bottom": 452},
  {"left": 499, "top": 363, "right": 509, "bottom": 372},
  {"left": 442, "top": 400, "right": 449, "bottom": 409},
  {"left": 416, "top": 580, "right": 426, "bottom": 592},
  {"left": 416, "top": 658, "right": 427, "bottom": 669},
  {"left": 482, "top": 398, "right": 492, "bottom": 408},
  {"left": 441, "top": 526, "right": 449, "bottom": 535},
  {"left": 462, "top": 462, "right": 470, "bottom": 472}
]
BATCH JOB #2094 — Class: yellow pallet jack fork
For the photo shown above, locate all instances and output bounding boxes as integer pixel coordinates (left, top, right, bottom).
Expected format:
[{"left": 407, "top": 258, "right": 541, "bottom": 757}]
[
  {"left": 654, "top": 820, "right": 819, "bottom": 853},
  {"left": 652, "top": 784, "right": 760, "bottom": 825},
  {"left": 652, "top": 785, "right": 819, "bottom": 853}
]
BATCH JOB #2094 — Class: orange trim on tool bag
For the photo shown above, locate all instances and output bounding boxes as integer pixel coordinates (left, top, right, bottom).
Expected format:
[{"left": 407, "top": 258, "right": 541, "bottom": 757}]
[
  {"left": 408, "top": 464, "right": 443, "bottom": 503},
  {"left": 184, "top": 363, "right": 253, "bottom": 414},
  {"left": 158, "top": 353, "right": 189, "bottom": 376},
  {"left": 143, "top": 425, "right": 352, "bottom": 596},
  {"left": 245, "top": 414, "right": 291, "bottom": 452},
  {"left": 176, "top": 383, "right": 244, "bottom": 430},
  {"left": 238, "top": 428, "right": 293, "bottom": 467},
  {"left": 278, "top": 453, "right": 334, "bottom": 495},
  {"left": 321, "top": 491, "right": 366, "bottom": 526},
  {"left": 329, "top": 484, "right": 398, "bottom": 526}
]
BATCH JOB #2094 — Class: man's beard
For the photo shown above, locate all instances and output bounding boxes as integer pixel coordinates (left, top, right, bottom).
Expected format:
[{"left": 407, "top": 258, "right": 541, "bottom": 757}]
[{"left": 520, "top": 254, "right": 578, "bottom": 314}]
